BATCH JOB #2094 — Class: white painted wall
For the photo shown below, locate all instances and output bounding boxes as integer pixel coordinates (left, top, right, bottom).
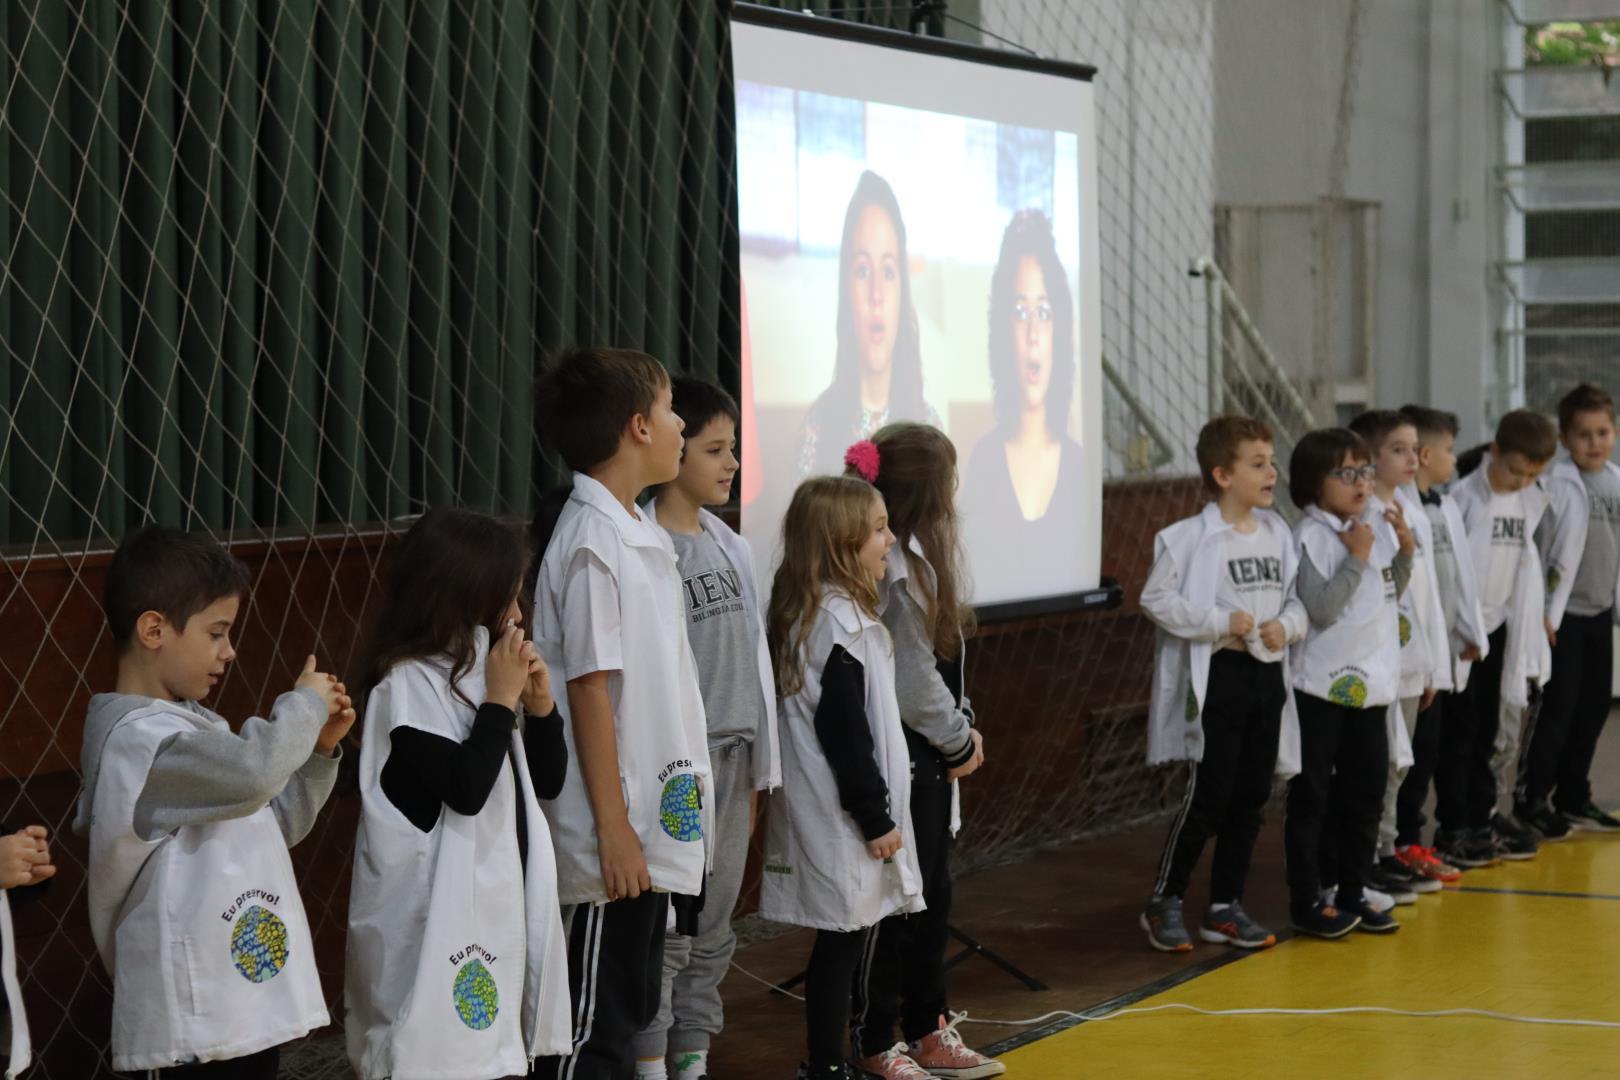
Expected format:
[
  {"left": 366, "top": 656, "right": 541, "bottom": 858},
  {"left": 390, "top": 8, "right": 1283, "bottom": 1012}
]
[
  {"left": 1212, "top": 0, "right": 1498, "bottom": 444},
  {"left": 976, "top": 0, "right": 1502, "bottom": 456}
]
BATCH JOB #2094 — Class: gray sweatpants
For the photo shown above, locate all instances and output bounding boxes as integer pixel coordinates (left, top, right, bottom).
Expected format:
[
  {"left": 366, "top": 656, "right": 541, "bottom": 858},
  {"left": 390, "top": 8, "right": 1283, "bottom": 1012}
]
[
  {"left": 634, "top": 737, "right": 754, "bottom": 1060},
  {"left": 1376, "top": 696, "right": 1422, "bottom": 858},
  {"left": 1494, "top": 697, "right": 1532, "bottom": 814}
]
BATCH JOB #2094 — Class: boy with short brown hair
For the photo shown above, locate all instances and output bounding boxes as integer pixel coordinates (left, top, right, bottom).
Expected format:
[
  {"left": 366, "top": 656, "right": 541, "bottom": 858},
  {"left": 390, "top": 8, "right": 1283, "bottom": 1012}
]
[
  {"left": 76, "top": 525, "right": 352, "bottom": 1077},
  {"left": 1519, "top": 384, "right": 1620, "bottom": 835},
  {"left": 532, "top": 347, "right": 713, "bottom": 1080},
  {"left": 1440, "top": 409, "right": 1558, "bottom": 866},
  {"left": 1140, "top": 415, "right": 1305, "bottom": 952}
]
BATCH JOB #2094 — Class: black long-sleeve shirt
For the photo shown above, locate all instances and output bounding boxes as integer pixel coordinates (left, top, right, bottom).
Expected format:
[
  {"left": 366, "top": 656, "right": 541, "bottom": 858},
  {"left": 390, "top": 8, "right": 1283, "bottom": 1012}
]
[
  {"left": 812, "top": 645, "right": 895, "bottom": 841},
  {"left": 380, "top": 703, "right": 567, "bottom": 832}
]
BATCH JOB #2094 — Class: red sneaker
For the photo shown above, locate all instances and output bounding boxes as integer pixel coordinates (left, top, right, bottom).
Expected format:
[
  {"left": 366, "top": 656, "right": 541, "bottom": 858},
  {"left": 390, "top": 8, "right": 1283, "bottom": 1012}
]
[
  {"left": 905, "top": 1015, "right": 1006, "bottom": 1079},
  {"left": 1397, "top": 843, "right": 1461, "bottom": 884}
]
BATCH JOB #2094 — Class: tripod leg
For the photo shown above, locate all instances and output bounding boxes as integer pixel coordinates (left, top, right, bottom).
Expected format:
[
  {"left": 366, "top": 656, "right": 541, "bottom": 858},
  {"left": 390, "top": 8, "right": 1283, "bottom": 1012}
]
[{"left": 944, "top": 924, "right": 1048, "bottom": 992}]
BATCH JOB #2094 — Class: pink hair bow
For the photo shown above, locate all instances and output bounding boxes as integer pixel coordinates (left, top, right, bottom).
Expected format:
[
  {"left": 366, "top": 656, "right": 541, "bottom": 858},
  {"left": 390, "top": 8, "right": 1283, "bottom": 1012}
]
[{"left": 844, "top": 440, "right": 880, "bottom": 484}]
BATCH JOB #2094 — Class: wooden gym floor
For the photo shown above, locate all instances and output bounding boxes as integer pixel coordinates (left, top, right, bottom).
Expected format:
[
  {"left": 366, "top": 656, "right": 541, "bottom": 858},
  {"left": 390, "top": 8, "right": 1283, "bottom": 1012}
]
[{"left": 713, "top": 717, "right": 1620, "bottom": 1078}]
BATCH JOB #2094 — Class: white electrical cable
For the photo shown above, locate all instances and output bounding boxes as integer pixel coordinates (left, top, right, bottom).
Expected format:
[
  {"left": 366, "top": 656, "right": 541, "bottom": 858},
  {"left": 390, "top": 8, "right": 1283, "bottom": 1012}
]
[{"left": 727, "top": 961, "right": 1620, "bottom": 1031}]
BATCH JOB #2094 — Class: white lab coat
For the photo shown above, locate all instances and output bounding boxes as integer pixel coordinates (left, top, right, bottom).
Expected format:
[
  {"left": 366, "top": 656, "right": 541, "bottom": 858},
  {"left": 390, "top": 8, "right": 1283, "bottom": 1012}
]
[
  {"left": 536, "top": 474, "right": 712, "bottom": 904},
  {"left": 760, "top": 591, "right": 925, "bottom": 931},
  {"left": 80, "top": 701, "right": 329, "bottom": 1072},
  {"left": 1142, "top": 502, "right": 1306, "bottom": 779},
  {"left": 345, "top": 631, "right": 572, "bottom": 1079},
  {"left": 1451, "top": 462, "right": 1552, "bottom": 709}
]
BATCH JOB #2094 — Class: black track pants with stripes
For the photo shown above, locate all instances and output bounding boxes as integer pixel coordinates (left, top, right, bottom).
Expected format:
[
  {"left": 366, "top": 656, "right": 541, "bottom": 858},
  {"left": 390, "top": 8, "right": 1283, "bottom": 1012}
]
[
  {"left": 532, "top": 892, "right": 669, "bottom": 1080},
  {"left": 1151, "top": 650, "right": 1284, "bottom": 903},
  {"left": 804, "top": 926, "right": 874, "bottom": 1071},
  {"left": 850, "top": 745, "right": 953, "bottom": 1057}
]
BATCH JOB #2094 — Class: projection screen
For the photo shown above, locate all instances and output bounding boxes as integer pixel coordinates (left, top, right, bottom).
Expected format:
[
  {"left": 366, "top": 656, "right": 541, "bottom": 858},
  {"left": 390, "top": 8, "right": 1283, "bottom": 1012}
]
[{"left": 732, "top": 7, "right": 1103, "bottom": 615}]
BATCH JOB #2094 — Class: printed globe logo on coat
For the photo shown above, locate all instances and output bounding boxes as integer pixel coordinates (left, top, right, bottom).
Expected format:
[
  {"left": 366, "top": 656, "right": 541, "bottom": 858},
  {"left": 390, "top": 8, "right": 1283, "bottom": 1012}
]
[
  {"left": 660, "top": 773, "right": 704, "bottom": 841},
  {"left": 230, "top": 905, "right": 289, "bottom": 983},
  {"left": 1328, "top": 674, "right": 1369, "bottom": 709},
  {"left": 452, "top": 959, "right": 499, "bottom": 1030}
]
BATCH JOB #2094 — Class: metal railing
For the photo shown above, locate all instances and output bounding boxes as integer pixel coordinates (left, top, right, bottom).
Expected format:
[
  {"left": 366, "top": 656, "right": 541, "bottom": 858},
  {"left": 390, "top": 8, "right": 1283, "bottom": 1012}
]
[
  {"left": 1101, "top": 352, "right": 1176, "bottom": 472},
  {"left": 1190, "top": 255, "right": 1324, "bottom": 517}
]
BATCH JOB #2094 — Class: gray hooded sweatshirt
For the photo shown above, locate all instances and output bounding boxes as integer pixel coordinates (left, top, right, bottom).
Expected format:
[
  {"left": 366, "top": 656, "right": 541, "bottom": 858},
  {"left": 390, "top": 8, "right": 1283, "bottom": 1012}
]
[
  {"left": 73, "top": 689, "right": 338, "bottom": 846},
  {"left": 73, "top": 689, "right": 339, "bottom": 1071}
]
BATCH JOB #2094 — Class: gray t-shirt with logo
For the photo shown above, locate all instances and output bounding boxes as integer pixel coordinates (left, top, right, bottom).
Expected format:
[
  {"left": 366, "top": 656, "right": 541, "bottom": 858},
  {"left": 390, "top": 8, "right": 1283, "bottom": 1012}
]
[
  {"left": 1568, "top": 467, "right": 1620, "bottom": 617},
  {"left": 665, "top": 527, "right": 763, "bottom": 743}
]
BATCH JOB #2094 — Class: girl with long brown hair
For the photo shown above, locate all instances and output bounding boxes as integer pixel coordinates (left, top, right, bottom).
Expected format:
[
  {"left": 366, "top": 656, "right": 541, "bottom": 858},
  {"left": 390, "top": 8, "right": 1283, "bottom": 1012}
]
[
  {"left": 346, "top": 509, "right": 574, "bottom": 1077},
  {"left": 758, "top": 475, "right": 926, "bottom": 1080},
  {"left": 845, "top": 425, "right": 1003, "bottom": 1079}
]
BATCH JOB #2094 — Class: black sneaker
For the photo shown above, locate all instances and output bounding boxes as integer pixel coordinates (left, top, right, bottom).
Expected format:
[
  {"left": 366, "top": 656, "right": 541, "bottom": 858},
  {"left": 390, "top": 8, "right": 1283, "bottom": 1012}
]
[
  {"left": 1379, "top": 854, "right": 1441, "bottom": 894},
  {"left": 1435, "top": 829, "right": 1494, "bottom": 869},
  {"left": 1516, "top": 803, "right": 1572, "bottom": 842},
  {"left": 796, "top": 1064, "right": 855, "bottom": 1079},
  {"left": 1563, "top": 802, "right": 1620, "bottom": 833},
  {"left": 1468, "top": 827, "right": 1506, "bottom": 866},
  {"left": 1290, "top": 898, "right": 1360, "bottom": 939},
  {"left": 1362, "top": 863, "right": 1418, "bottom": 905},
  {"left": 1491, "top": 813, "right": 1539, "bottom": 861},
  {"left": 1338, "top": 894, "right": 1399, "bottom": 934},
  {"left": 1372, "top": 855, "right": 1419, "bottom": 886}
]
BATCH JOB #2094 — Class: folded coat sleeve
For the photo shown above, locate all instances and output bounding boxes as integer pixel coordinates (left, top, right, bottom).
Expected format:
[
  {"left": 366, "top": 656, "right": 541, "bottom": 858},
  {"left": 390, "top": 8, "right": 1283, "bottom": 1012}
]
[{"left": 1140, "top": 540, "right": 1225, "bottom": 642}]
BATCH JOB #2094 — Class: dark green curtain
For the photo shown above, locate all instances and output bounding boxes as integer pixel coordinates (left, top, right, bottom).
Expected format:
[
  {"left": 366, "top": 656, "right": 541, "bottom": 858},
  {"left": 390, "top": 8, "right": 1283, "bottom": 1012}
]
[{"left": 0, "top": 0, "right": 741, "bottom": 546}]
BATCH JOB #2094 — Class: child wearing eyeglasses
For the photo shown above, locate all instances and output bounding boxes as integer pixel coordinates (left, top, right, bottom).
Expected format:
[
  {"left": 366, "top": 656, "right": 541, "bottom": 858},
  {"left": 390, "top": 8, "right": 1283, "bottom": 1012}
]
[{"left": 1283, "top": 429, "right": 1414, "bottom": 939}]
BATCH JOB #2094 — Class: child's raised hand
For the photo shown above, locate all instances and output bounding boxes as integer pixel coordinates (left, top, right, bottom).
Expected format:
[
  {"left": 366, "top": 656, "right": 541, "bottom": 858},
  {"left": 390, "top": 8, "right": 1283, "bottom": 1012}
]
[
  {"left": 598, "top": 819, "right": 651, "bottom": 900},
  {"left": 1339, "top": 521, "right": 1374, "bottom": 562},
  {"left": 1258, "top": 619, "right": 1287, "bottom": 652},
  {"left": 1228, "top": 611, "right": 1256, "bottom": 639},
  {"left": 1385, "top": 501, "right": 1415, "bottom": 556},
  {"left": 866, "top": 828, "right": 902, "bottom": 861},
  {"left": 296, "top": 655, "right": 344, "bottom": 714},
  {"left": 519, "top": 640, "right": 554, "bottom": 717},
  {"left": 0, "top": 826, "right": 54, "bottom": 889},
  {"left": 484, "top": 621, "right": 530, "bottom": 712},
  {"left": 316, "top": 680, "right": 356, "bottom": 756}
]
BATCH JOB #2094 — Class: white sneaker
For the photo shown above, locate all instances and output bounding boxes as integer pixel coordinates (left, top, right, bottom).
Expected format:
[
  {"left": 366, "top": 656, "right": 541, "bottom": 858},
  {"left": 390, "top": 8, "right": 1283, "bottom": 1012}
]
[{"left": 1362, "top": 886, "right": 1395, "bottom": 914}]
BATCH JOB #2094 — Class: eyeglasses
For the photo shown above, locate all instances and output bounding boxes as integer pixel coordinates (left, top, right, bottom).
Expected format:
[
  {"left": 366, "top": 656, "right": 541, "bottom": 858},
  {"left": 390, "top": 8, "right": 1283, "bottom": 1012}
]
[
  {"left": 1012, "top": 302, "right": 1053, "bottom": 325},
  {"left": 1326, "top": 464, "right": 1377, "bottom": 485}
]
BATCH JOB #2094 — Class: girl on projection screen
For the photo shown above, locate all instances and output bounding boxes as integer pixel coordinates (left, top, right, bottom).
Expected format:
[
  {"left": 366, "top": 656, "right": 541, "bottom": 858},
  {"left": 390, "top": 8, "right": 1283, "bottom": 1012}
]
[
  {"left": 798, "top": 170, "right": 941, "bottom": 476},
  {"left": 963, "top": 209, "right": 1085, "bottom": 598}
]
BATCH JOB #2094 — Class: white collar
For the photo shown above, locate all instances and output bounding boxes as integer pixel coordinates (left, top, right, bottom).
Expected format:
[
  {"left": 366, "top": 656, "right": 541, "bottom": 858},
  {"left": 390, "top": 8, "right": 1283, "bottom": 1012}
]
[{"left": 571, "top": 472, "right": 666, "bottom": 549}]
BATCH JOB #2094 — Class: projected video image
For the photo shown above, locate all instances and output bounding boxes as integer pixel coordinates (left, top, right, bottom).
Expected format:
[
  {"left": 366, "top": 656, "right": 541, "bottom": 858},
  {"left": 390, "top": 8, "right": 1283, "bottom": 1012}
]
[{"left": 732, "top": 25, "right": 1102, "bottom": 610}]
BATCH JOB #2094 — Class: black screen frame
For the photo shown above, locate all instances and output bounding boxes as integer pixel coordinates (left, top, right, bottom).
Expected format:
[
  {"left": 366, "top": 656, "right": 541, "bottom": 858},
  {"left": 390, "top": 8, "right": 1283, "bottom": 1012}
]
[{"left": 730, "top": 3, "right": 1097, "bottom": 83}]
